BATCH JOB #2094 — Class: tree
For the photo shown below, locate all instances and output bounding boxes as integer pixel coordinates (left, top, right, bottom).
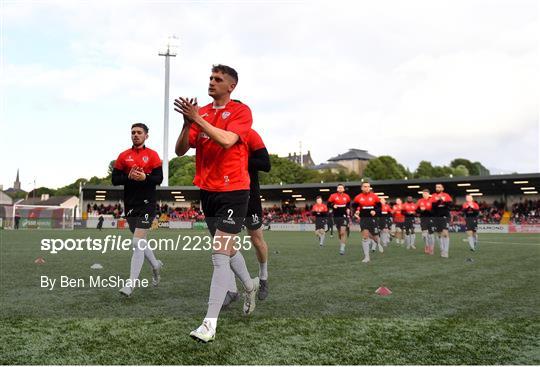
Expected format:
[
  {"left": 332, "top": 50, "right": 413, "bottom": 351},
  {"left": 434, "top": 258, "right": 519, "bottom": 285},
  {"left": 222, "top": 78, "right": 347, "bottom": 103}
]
[
  {"left": 452, "top": 164, "right": 469, "bottom": 177},
  {"left": 450, "top": 158, "right": 478, "bottom": 175},
  {"left": 169, "top": 156, "right": 196, "bottom": 186},
  {"left": 259, "top": 155, "right": 315, "bottom": 184},
  {"left": 56, "top": 178, "right": 89, "bottom": 196},
  {"left": 414, "top": 161, "right": 434, "bottom": 178},
  {"left": 473, "top": 161, "right": 490, "bottom": 176},
  {"left": 432, "top": 165, "right": 454, "bottom": 178},
  {"left": 27, "top": 187, "right": 56, "bottom": 198},
  {"left": 107, "top": 160, "right": 116, "bottom": 176},
  {"left": 364, "top": 156, "right": 407, "bottom": 180}
]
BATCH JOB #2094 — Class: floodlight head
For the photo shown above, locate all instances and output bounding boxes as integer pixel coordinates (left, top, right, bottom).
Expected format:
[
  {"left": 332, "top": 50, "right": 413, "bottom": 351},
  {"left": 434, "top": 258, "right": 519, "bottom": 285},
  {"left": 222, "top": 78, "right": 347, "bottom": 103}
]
[{"left": 159, "top": 34, "right": 179, "bottom": 56}]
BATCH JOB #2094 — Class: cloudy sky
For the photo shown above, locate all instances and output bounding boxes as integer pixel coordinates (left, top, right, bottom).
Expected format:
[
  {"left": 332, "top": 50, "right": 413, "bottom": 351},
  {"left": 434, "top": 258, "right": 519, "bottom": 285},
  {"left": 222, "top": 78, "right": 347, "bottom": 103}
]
[{"left": 1, "top": 0, "right": 538, "bottom": 190}]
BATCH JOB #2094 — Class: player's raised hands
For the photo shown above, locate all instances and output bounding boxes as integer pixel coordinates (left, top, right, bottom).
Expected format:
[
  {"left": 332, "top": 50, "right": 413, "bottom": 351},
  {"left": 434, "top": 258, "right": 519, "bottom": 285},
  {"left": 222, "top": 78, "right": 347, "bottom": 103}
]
[
  {"left": 131, "top": 169, "right": 146, "bottom": 181},
  {"left": 128, "top": 166, "right": 137, "bottom": 180},
  {"left": 174, "top": 97, "right": 198, "bottom": 123},
  {"left": 128, "top": 166, "right": 146, "bottom": 181}
]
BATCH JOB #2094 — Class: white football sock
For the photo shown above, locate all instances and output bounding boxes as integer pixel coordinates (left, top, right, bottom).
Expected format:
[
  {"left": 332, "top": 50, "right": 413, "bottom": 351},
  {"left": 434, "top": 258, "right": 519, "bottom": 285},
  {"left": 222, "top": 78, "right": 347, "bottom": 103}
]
[
  {"left": 440, "top": 236, "right": 447, "bottom": 252},
  {"left": 259, "top": 261, "right": 268, "bottom": 281},
  {"left": 129, "top": 237, "right": 145, "bottom": 282},
  {"left": 340, "top": 243, "right": 345, "bottom": 252},
  {"left": 228, "top": 267, "right": 238, "bottom": 293},
  {"left": 230, "top": 251, "right": 254, "bottom": 291},
  {"left": 205, "top": 253, "right": 230, "bottom": 320},
  {"left": 362, "top": 239, "right": 370, "bottom": 260},
  {"left": 468, "top": 236, "right": 475, "bottom": 250},
  {"left": 143, "top": 246, "right": 160, "bottom": 269},
  {"left": 320, "top": 233, "right": 325, "bottom": 245}
]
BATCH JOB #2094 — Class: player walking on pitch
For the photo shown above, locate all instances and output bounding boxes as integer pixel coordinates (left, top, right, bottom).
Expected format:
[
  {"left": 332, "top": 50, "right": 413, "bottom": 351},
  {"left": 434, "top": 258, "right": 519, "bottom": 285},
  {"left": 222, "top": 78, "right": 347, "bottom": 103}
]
[
  {"left": 112, "top": 123, "right": 164, "bottom": 297},
  {"left": 223, "top": 127, "right": 272, "bottom": 306},
  {"left": 462, "top": 194, "right": 480, "bottom": 251},
  {"left": 327, "top": 184, "right": 351, "bottom": 255},
  {"left": 431, "top": 183, "right": 453, "bottom": 258},
  {"left": 417, "top": 189, "right": 435, "bottom": 255},
  {"left": 174, "top": 64, "right": 258, "bottom": 343},
  {"left": 353, "top": 182, "right": 382, "bottom": 263}
]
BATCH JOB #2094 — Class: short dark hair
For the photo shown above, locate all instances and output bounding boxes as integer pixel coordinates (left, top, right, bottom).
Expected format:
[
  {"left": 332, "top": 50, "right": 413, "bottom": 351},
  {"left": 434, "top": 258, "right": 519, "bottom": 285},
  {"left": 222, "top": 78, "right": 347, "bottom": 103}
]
[
  {"left": 361, "top": 181, "right": 370, "bottom": 186},
  {"left": 337, "top": 183, "right": 345, "bottom": 188},
  {"left": 131, "top": 123, "right": 149, "bottom": 133},
  {"left": 212, "top": 64, "right": 238, "bottom": 83},
  {"left": 422, "top": 188, "right": 430, "bottom": 193},
  {"left": 316, "top": 195, "right": 322, "bottom": 200}
]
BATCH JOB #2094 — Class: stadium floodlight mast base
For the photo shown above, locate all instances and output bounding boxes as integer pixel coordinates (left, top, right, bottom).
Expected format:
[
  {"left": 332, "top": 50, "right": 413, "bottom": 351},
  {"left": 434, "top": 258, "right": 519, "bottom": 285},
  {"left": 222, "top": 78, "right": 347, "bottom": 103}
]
[{"left": 158, "top": 35, "right": 179, "bottom": 187}]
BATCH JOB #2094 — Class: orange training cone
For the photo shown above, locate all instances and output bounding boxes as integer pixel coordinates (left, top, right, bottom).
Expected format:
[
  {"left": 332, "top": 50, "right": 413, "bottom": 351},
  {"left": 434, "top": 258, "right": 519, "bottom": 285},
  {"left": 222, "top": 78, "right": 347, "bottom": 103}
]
[{"left": 375, "top": 286, "right": 392, "bottom": 296}]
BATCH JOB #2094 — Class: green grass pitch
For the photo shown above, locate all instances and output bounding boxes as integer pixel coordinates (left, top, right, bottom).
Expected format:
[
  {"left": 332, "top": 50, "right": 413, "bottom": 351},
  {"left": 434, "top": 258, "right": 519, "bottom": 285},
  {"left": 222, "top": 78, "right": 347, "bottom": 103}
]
[{"left": 1, "top": 228, "right": 539, "bottom": 364}]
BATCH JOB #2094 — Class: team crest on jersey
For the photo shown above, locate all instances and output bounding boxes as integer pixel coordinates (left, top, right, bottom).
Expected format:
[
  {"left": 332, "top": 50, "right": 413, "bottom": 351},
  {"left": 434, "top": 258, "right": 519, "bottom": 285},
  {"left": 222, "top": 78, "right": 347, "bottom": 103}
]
[
  {"left": 221, "top": 111, "right": 231, "bottom": 119},
  {"left": 142, "top": 156, "right": 149, "bottom": 163}
]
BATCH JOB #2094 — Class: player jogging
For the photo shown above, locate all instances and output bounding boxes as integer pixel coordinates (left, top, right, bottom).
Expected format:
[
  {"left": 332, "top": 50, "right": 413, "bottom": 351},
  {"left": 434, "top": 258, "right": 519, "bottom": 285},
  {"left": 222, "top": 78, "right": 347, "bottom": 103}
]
[
  {"left": 327, "top": 184, "right": 351, "bottom": 255},
  {"left": 431, "top": 183, "right": 453, "bottom": 258},
  {"left": 402, "top": 196, "right": 418, "bottom": 250},
  {"left": 462, "top": 194, "right": 480, "bottom": 251},
  {"left": 223, "top": 127, "right": 272, "bottom": 307},
  {"left": 174, "top": 64, "right": 258, "bottom": 343},
  {"left": 392, "top": 198, "right": 405, "bottom": 245},
  {"left": 416, "top": 189, "right": 435, "bottom": 255},
  {"left": 312, "top": 196, "right": 329, "bottom": 247},
  {"left": 112, "top": 123, "right": 163, "bottom": 297},
  {"left": 352, "top": 182, "right": 382, "bottom": 263}
]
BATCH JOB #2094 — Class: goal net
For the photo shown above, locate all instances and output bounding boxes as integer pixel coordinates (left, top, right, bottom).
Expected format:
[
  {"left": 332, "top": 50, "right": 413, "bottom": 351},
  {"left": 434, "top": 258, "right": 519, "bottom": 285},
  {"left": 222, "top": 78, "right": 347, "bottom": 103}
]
[{"left": 10, "top": 204, "right": 75, "bottom": 230}]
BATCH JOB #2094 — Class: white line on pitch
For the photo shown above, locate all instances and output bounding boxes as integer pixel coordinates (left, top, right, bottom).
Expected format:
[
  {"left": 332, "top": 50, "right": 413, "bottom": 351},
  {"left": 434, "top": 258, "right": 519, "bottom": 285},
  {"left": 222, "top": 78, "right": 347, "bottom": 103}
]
[{"left": 474, "top": 241, "right": 540, "bottom": 246}]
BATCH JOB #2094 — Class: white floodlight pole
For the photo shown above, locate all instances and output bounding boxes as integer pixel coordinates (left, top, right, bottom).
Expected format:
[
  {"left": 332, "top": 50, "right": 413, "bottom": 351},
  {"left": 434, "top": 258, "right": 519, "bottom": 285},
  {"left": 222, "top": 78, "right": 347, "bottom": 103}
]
[{"left": 158, "top": 37, "right": 178, "bottom": 186}]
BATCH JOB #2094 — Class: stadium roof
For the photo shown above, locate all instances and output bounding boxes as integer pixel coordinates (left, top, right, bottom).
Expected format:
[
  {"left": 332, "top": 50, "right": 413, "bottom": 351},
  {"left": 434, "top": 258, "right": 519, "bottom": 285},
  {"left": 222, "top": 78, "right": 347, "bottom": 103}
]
[
  {"left": 81, "top": 173, "right": 540, "bottom": 203},
  {"left": 328, "top": 149, "right": 376, "bottom": 162}
]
